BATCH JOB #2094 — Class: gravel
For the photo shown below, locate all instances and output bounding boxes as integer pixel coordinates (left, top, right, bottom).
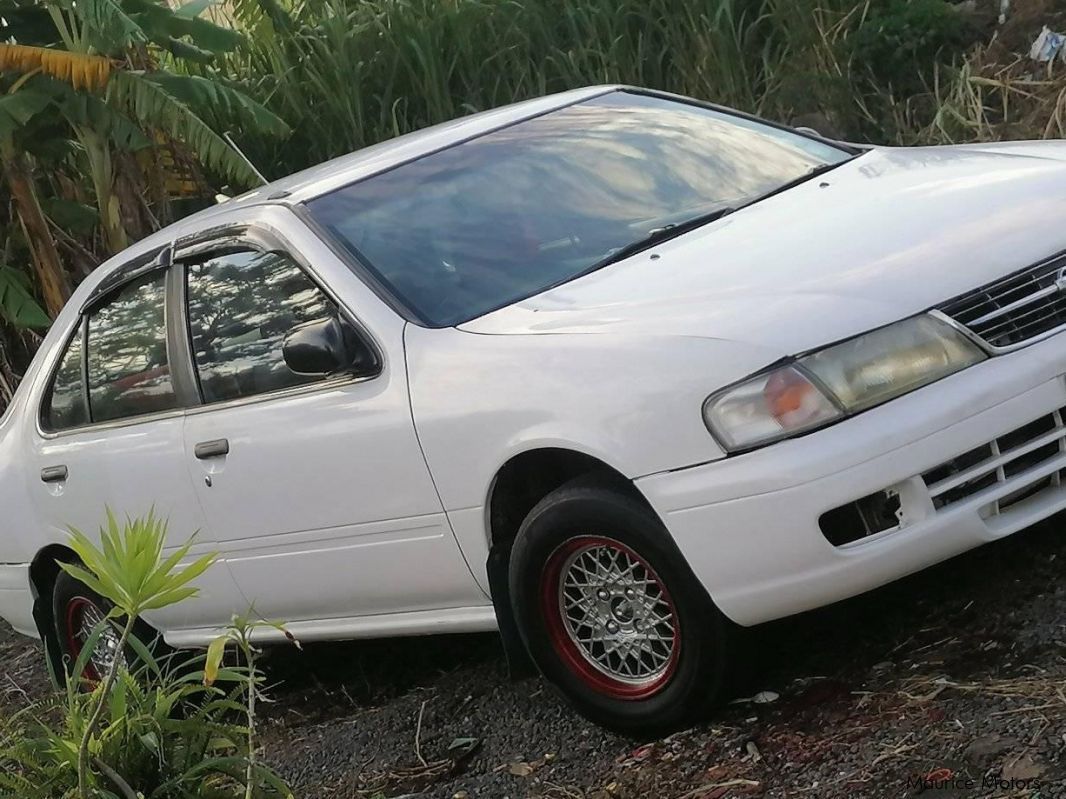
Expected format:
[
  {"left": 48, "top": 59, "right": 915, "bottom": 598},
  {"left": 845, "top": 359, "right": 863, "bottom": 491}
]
[{"left": 2, "top": 515, "right": 1065, "bottom": 798}]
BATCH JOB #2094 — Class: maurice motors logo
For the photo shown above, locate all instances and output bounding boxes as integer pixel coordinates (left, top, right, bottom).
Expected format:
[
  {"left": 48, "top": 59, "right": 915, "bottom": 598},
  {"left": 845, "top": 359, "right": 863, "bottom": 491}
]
[{"left": 907, "top": 767, "right": 1043, "bottom": 793}]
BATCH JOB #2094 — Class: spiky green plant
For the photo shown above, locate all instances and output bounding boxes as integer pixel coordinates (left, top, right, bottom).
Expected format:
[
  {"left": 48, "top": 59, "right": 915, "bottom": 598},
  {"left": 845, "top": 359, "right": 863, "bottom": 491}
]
[
  {"left": 0, "top": 511, "right": 294, "bottom": 799},
  {"left": 205, "top": 613, "right": 300, "bottom": 799},
  {"left": 60, "top": 510, "right": 216, "bottom": 799}
]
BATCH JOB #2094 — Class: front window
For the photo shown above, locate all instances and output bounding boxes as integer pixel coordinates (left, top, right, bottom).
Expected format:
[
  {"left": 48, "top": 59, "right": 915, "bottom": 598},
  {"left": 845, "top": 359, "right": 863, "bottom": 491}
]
[
  {"left": 184, "top": 249, "right": 342, "bottom": 403},
  {"left": 307, "top": 90, "right": 851, "bottom": 327}
]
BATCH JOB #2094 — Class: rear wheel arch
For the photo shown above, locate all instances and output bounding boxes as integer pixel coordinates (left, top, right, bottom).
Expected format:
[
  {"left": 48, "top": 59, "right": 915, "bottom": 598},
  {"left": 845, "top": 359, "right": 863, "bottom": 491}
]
[
  {"left": 29, "top": 543, "right": 78, "bottom": 601},
  {"left": 484, "top": 447, "right": 654, "bottom": 677},
  {"left": 29, "top": 544, "right": 79, "bottom": 686}
]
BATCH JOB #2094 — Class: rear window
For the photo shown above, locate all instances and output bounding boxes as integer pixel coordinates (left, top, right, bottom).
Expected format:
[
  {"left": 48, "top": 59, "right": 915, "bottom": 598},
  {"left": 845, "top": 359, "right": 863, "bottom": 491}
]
[
  {"left": 85, "top": 272, "right": 178, "bottom": 423},
  {"left": 41, "top": 323, "right": 89, "bottom": 431}
]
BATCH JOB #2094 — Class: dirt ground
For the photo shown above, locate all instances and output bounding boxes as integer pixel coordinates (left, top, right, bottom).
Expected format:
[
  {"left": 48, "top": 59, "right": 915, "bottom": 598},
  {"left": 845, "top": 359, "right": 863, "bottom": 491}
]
[{"left": 1, "top": 514, "right": 1064, "bottom": 799}]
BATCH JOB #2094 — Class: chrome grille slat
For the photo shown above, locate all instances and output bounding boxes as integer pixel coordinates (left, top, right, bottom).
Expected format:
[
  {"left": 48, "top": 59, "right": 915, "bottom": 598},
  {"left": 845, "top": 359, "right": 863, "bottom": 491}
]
[
  {"left": 967, "top": 284, "right": 1058, "bottom": 327},
  {"left": 938, "top": 251, "right": 1066, "bottom": 348},
  {"left": 981, "top": 295, "right": 1066, "bottom": 339}
]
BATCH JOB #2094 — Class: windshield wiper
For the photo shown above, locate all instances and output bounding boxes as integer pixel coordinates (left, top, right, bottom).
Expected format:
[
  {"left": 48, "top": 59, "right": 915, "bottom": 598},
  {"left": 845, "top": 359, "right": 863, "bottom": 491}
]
[
  {"left": 742, "top": 158, "right": 850, "bottom": 206},
  {"left": 581, "top": 205, "right": 737, "bottom": 274},
  {"left": 573, "top": 156, "right": 857, "bottom": 281}
]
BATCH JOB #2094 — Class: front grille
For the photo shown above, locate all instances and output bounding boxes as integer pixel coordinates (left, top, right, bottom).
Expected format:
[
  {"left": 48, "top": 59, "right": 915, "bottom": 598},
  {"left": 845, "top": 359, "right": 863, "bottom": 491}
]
[
  {"left": 922, "top": 407, "right": 1066, "bottom": 514},
  {"left": 937, "top": 251, "right": 1066, "bottom": 348}
]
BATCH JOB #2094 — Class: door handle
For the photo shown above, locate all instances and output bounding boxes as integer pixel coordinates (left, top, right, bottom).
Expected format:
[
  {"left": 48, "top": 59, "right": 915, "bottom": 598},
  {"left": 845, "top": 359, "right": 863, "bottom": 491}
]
[
  {"left": 41, "top": 465, "right": 68, "bottom": 483},
  {"left": 194, "top": 438, "right": 230, "bottom": 459}
]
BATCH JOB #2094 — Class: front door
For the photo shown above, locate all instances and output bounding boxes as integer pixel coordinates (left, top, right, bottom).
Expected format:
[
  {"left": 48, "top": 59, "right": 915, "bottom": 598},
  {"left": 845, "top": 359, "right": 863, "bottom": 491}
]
[{"left": 176, "top": 243, "right": 485, "bottom": 623}]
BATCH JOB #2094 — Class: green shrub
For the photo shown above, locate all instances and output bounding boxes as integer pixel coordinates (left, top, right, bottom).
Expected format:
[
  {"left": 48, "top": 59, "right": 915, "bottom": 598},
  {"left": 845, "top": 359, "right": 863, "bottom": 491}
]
[
  {"left": 852, "top": 0, "right": 973, "bottom": 94},
  {"left": 0, "top": 512, "right": 294, "bottom": 799}
]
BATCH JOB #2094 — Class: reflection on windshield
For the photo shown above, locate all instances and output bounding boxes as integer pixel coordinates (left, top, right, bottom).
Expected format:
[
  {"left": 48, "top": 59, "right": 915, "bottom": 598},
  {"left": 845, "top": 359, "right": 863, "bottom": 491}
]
[{"left": 309, "top": 90, "right": 849, "bottom": 327}]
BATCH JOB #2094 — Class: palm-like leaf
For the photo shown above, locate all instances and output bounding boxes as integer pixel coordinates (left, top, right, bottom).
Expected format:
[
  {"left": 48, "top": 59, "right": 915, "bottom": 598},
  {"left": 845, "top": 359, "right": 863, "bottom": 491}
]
[
  {"left": 107, "top": 69, "right": 272, "bottom": 187},
  {"left": 0, "top": 266, "right": 50, "bottom": 328},
  {"left": 77, "top": 0, "right": 147, "bottom": 51},
  {"left": 58, "top": 89, "right": 153, "bottom": 151},
  {"left": 59, "top": 510, "right": 218, "bottom": 618},
  {"left": 0, "top": 88, "right": 53, "bottom": 141},
  {"left": 0, "top": 44, "right": 112, "bottom": 91},
  {"left": 147, "top": 73, "right": 289, "bottom": 138}
]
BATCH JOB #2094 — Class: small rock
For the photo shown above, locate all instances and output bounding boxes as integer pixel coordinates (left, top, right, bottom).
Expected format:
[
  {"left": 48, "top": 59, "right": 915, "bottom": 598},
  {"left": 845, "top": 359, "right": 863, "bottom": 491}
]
[
  {"left": 963, "top": 734, "right": 1014, "bottom": 763},
  {"left": 1002, "top": 754, "right": 1046, "bottom": 781},
  {"left": 752, "top": 690, "right": 779, "bottom": 704}
]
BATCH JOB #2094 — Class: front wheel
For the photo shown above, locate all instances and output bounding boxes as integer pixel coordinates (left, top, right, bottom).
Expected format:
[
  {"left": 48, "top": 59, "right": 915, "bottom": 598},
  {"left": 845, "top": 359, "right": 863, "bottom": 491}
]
[{"left": 509, "top": 477, "right": 744, "bottom": 733}]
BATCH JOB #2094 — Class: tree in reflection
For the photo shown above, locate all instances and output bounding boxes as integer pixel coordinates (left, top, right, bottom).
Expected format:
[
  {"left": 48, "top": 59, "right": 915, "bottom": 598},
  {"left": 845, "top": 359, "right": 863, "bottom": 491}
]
[
  {"left": 186, "top": 250, "right": 336, "bottom": 403},
  {"left": 87, "top": 273, "right": 177, "bottom": 422}
]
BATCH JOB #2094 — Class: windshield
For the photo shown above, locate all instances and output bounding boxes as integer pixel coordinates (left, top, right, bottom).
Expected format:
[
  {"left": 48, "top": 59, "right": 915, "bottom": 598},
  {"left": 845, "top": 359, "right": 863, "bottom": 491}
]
[{"left": 307, "top": 91, "right": 852, "bottom": 327}]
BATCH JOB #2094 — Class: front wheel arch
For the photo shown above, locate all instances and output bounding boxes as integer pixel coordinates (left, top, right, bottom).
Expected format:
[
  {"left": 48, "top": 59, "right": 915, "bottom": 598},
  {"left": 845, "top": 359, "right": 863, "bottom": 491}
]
[
  {"left": 507, "top": 475, "right": 746, "bottom": 732},
  {"left": 485, "top": 449, "right": 654, "bottom": 679}
]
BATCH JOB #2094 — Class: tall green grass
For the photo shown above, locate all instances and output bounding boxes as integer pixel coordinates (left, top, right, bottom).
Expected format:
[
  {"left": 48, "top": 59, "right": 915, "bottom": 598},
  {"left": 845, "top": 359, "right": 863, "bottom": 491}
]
[{"left": 223, "top": 0, "right": 897, "bottom": 177}]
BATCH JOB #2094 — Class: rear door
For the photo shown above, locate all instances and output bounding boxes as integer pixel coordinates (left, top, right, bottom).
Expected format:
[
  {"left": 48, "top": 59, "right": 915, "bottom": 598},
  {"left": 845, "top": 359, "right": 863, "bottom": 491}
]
[
  {"left": 29, "top": 264, "right": 246, "bottom": 632},
  {"left": 175, "top": 228, "right": 485, "bottom": 623}
]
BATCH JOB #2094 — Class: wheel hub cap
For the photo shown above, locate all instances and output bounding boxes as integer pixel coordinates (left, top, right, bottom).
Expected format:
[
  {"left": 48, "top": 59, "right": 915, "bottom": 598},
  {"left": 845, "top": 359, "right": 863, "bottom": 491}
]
[{"left": 542, "top": 536, "right": 680, "bottom": 699}]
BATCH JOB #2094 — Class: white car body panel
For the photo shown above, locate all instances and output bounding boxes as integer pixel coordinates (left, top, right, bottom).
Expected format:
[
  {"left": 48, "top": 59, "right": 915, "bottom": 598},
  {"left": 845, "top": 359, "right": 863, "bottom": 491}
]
[
  {"left": 31, "top": 413, "right": 240, "bottom": 631},
  {"left": 1, "top": 86, "right": 1065, "bottom": 652}
]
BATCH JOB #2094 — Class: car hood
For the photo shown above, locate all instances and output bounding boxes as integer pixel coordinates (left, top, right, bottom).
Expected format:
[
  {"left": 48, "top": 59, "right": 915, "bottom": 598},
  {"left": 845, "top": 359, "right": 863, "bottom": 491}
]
[{"left": 460, "top": 144, "right": 1066, "bottom": 354}]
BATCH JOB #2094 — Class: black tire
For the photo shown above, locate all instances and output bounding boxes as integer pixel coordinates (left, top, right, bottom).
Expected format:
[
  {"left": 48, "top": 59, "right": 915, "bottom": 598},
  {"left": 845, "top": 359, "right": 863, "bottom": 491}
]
[
  {"left": 509, "top": 476, "right": 744, "bottom": 733},
  {"left": 52, "top": 569, "right": 159, "bottom": 683}
]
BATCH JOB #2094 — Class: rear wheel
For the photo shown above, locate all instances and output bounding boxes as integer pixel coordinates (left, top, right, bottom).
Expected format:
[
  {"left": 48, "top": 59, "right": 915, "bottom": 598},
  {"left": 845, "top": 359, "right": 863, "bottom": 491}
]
[
  {"left": 52, "top": 570, "right": 132, "bottom": 683},
  {"left": 509, "top": 477, "right": 744, "bottom": 733}
]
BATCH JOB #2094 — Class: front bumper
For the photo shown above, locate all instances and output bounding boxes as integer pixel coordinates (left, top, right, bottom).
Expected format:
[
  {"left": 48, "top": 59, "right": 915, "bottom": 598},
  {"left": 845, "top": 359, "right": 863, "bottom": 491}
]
[{"left": 636, "top": 330, "right": 1066, "bottom": 627}]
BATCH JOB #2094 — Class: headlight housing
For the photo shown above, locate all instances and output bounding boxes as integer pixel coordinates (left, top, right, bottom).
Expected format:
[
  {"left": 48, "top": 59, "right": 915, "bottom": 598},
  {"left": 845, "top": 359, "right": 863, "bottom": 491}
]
[{"left": 703, "top": 314, "right": 987, "bottom": 452}]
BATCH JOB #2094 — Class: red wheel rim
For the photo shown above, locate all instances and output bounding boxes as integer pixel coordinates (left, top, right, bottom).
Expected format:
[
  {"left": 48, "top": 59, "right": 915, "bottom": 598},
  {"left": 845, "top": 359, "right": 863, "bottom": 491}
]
[
  {"left": 64, "top": 596, "right": 119, "bottom": 683},
  {"left": 540, "top": 536, "right": 680, "bottom": 700}
]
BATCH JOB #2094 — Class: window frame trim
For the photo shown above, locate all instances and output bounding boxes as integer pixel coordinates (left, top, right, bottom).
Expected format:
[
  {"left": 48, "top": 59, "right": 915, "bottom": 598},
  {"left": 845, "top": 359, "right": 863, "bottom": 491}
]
[
  {"left": 36, "top": 221, "right": 385, "bottom": 439},
  {"left": 82, "top": 266, "right": 183, "bottom": 427},
  {"left": 174, "top": 222, "right": 384, "bottom": 415}
]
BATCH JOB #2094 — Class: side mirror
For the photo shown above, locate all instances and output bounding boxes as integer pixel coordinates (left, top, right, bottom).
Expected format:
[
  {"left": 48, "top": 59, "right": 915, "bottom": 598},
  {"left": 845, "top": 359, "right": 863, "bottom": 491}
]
[{"left": 282, "top": 317, "right": 376, "bottom": 377}]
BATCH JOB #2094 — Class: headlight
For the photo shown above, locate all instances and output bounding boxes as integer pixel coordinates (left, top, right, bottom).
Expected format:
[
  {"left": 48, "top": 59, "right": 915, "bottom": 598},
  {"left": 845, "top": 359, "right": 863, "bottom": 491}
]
[{"left": 704, "top": 314, "right": 986, "bottom": 452}]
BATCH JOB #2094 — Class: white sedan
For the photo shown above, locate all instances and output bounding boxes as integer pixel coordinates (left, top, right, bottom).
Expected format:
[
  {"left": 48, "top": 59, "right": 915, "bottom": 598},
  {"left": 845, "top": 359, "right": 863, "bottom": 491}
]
[{"left": 2, "top": 85, "right": 1065, "bottom": 731}]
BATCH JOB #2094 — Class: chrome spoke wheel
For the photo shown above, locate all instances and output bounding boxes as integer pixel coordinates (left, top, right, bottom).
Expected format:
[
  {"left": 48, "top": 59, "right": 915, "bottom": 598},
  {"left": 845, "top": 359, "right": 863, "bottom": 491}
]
[
  {"left": 542, "top": 536, "right": 680, "bottom": 699},
  {"left": 66, "top": 597, "right": 126, "bottom": 680}
]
